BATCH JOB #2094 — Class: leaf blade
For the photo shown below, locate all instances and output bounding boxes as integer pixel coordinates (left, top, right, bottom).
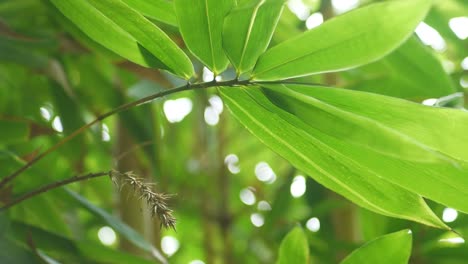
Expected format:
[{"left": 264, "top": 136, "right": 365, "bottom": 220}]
[
  {"left": 220, "top": 86, "right": 448, "bottom": 228},
  {"left": 121, "top": 0, "right": 178, "bottom": 26},
  {"left": 223, "top": 0, "right": 284, "bottom": 74},
  {"left": 276, "top": 226, "right": 309, "bottom": 264},
  {"left": 66, "top": 189, "right": 164, "bottom": 259},
  {"left": 49, "top": 0, "right": 193, "bottom": 78},
  {"left": 341, "top": 230, "right": 412, "bottom": 264},
  {"left": 175, "top": 0, "right": 234, "bottom": 74},
  {"left": 252, "top": 0, "right": 432, "bottom": 80},
  {"left": 273, "top": 84, "right": 468, "bottom": 214},
  {"left": 350, "top": 36, "right": 456, "bottom": 99}
]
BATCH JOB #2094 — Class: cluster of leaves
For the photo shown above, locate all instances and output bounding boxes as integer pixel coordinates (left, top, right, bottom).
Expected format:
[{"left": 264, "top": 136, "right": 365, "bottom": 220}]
[{"left": 0, "top": 0, "right": 467, "bottom": 263}]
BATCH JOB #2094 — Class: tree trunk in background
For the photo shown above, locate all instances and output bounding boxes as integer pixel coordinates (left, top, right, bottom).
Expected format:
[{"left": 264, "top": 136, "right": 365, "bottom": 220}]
[
  {"left": 216, "top": 111, "right": 233, "bottom": 264},
  {"left": 196, "top": 91, "right": 216, "bottom": 264},
  {"left": 115, "top": 120, "right": 155, "bottom": 256}
]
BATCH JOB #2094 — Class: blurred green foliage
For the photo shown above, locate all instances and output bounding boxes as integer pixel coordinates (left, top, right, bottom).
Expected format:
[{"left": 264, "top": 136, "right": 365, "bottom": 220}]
[{"left": 0, "top": 0, "right": 467, "bottom": 263}]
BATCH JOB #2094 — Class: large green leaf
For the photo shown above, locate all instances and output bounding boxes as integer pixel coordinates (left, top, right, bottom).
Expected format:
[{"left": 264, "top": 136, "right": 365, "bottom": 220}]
[
  {"left": 49, "top": 0, "right": 193, "bottom": 78},
  {"left": 121, "top": 0, "right": 178, "bottom": 26},
  {"left": 341, "top": 230, "right": 412, "bottom": 264},
  {"left": 223, "top": 0, "right": 284, "bottom": 75},
  {"left": 350, "top": 36, "right": 456, "bottom": 100},
  {"left": 251, "top": 0, "right": 432, "bottom": 80},
  {"left": 279, "top": 85, "right": 468, "bottom": 164},
  {"left": 220, "top": 86, "right": 450, "bottom": 228},
  {"left": 174, "top": 0, "right": 234, "bottom": 74},
  {"left": 276, "top": 226, "right": 309, "bottom": 264}
]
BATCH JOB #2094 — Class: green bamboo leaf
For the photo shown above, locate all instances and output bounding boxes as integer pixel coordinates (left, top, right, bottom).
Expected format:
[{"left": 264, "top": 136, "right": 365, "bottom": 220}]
[
  {"left": 341, "top": 230, "right": 412, "bottom": 264},
  {"left": 174, "top": 0, "right": 234, "bottom": 74},
  {"left": 0, "top": 35, "right": 49, "bottom": 69},
  {"left": 272, "top": 84, "right": 468, "bottom": 214},
  {"left": 350, "top": 36, "right": 456, "bottom": 99},
  {"left": 49, "top": 0, "right": 193, "bottom": 79},
  {"left": 121, "top": 0, "right": 178, "bottom": 26},
  {"left": 257, "top": 85, "right": 453, "bottom": 164},
  {"left": 276, "top": 226, "right": 309, "bottom": 264},
  {"left": 220, "top": 86, "right": 448, "bottom": 228},
  {"left": 252, "top": 0, "right": 432, "bottom": 80},
  {"left": 281, "top": 85, "right": 468, "bottom": 164},
  {"left": 223, "top": 0, "right": 284, "bottom": 75}
]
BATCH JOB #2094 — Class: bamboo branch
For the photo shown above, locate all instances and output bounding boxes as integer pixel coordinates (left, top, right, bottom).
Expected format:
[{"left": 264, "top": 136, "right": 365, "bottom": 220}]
[
  {"left": 0, "top": 171, "right": 110, "bottom": 210},
  {"left": 0, "top": 79, "right": 250, "bottom": 189},
  {"left": 0, "top": 78, "right": 322, "bottom": 190}
]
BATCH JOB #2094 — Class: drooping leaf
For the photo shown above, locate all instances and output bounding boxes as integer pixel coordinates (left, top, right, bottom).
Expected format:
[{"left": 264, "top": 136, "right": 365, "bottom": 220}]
[
  {"left": 223, "top": 0, "right": 284, "bottom": 75},
  {"left": 252, "top": 0, "right": 432, "bottom": 80},
  {"left": 350, "top": 36, "right": 456, "bottom": 99},
  {"left": 11, "top": 221, "right": 156, "bottom": 264},
  {"left": 279, "top": 85, "right": 468, "bottom": 164},
  {"left": 266, "top": 84, "right": 468, "bottom": 214},
  {"left": 220, "top": 86, "right": 449, "bottom": 228},
  {"left": 66, "top": 189, "right": 166, "bottom": 261},
  {"left": 49, "top": 0, "right": 193, "bottom": 78},
  {"left": 276, "top": 226, "right": 309, "bottom": 264},
  {"left": 0, "top": 236, "right": 38, "bottom": 264},
  {"left": 174, "top": 0, "right": 234, "bottom": 74},
  {"left": 45, "top": 0, "right": 120, "bottom": 59},
  {"left": 0, "top": 35, "right": 49, "bottom": 69},
  {"left": 341, "top": 230, "right": 412, "bottom": 264},
  {"left": 0, "top": 214, "right": 38, "bottom": 263},
  {"left": 121, "top": 0, "right": 178, "bottom": 26}
]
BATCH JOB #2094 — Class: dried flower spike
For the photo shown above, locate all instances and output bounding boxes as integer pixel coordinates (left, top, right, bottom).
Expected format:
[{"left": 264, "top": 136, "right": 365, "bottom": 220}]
[{"left": 110, "top": 170, "right": 176, "bottom": 230}]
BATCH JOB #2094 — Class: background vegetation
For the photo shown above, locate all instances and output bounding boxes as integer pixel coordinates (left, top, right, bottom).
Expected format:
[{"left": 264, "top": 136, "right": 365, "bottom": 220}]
[{"left": 0, "top": 0, "right": 467, "bottom": 263}]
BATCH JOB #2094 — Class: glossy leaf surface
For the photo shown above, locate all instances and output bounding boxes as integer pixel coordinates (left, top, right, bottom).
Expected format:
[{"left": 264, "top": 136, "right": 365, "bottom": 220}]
[
  {"left": 174, "top": 0, "right": 234, "bottom": 74},
  {"left": 50, "top": 0, "right": 193, "bottom": 78},
  {"left": 341, "top": 230, "right": 412, "bottom": 264},
  {"left": 121, "top": 0, "right": 178, "bottom": 26},
  {"left": 220, "top": 85, "right": 463, "bottom": 228},
  {"left": 350, "top": 36, "right": 456, "bottom": 100},
  {"left": 223, "top": 0, "right": 284, "bottom": 74},
  {"left": 252, "top": 0, "right": 432, "bottom": 80}
]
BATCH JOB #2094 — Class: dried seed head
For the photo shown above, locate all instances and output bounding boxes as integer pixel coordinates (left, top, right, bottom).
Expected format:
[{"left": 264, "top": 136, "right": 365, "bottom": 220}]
[{"left": 110, "top": 170, "right": 176, "bottom": 230}]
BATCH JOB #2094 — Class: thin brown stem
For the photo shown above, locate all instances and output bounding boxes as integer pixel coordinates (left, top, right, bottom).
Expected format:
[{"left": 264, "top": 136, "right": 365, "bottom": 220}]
[
  {"left": 0, "top": 79, "right": 250, "bottom": 190},
  {"left": 0, "top": 171, "right": 110, "bottom": 210}
]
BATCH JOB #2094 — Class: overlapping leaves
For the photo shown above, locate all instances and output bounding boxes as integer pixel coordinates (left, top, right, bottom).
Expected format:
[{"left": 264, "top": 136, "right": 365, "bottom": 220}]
[
  {"left": 221, "top": 85, "right": 458, "bottom": 229},
  {"left": 48, "top": 0, "right": 468, "bottom": 229},
  {"left": 49, "top": 0, "right": 193, "bottom": 78}
]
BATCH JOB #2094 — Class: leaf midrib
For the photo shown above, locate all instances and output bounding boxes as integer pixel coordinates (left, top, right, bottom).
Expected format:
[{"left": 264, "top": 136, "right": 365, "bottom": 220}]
[
  {"left": 252, "top": 31, "right": 368, "bottom": 78},
  {"left": 204, "top": 0, "right": 216, "bottom": 73},
  {"left": 222, "top": 88, "right": 395, "bottom": 217},
  {"left": 237, "top": 0, "right": 265, "bottom": 71},
  {"left": 273, "top": 84, "right": 459, "bottom": 164}
]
